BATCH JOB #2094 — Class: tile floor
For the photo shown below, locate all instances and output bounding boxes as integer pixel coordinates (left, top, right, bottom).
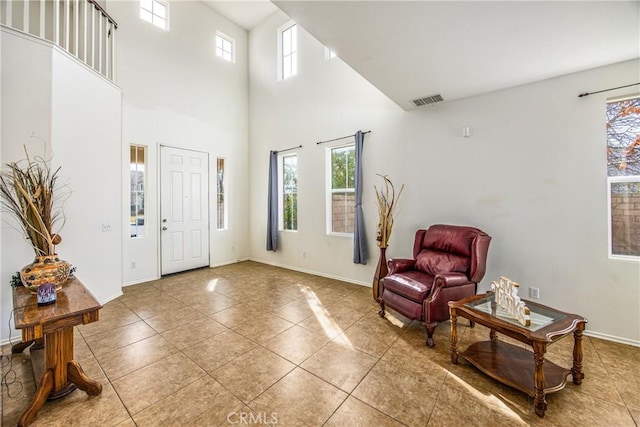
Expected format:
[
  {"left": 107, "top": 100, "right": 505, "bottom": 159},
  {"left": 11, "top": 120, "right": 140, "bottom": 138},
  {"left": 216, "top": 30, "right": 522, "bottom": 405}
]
[{"left": 1, "top": 261, "right": 639, "bottom": 426}]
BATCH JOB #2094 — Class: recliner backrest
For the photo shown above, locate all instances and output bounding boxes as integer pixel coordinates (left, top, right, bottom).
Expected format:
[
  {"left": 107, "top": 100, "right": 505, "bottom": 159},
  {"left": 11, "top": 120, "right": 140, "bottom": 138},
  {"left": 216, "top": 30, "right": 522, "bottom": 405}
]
[{"left": 412, "top": 224, "right": 491, "bottom": 283}]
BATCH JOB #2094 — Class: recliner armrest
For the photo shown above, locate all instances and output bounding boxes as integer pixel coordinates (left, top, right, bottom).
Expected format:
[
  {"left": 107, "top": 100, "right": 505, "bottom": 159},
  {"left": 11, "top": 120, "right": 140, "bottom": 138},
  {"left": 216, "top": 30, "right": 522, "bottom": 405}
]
[
  {"left": 433, "top": 272, "right": 470, "bottom": 289},
  {"left": 387, "top": 258, "right": 416, "bottom": 275}
]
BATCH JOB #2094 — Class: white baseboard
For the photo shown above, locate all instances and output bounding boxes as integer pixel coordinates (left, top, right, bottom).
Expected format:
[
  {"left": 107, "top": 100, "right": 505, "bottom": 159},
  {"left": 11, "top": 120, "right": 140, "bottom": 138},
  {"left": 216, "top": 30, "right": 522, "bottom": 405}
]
[
  {"left": 101, "top": 291, "right": 124, "bottom": 304},
  {"left": 0, "top": 334, "right": 24, "bottom": 348},
  {"left": 122, "top": 275, "right": 160, "bottom": 288},
  {"left": 248, "top": 257, "right": 371, "bottom": 288},
  {"left": 209, "top": 258, "right": 249, "bottom": 269},
  {"left": 584, "top": 330, "right": 640, "bottom": 347},
  {"left": 121, "top": 260, "right": 251, "bottom": 287}
]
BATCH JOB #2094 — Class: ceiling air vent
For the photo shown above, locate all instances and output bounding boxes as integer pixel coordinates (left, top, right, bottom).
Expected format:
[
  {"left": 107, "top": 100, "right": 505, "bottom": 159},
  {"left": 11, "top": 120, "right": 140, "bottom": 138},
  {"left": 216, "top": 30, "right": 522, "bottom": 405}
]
[{"left": 412, "top": 94, "right": 444, "bottom": 107}]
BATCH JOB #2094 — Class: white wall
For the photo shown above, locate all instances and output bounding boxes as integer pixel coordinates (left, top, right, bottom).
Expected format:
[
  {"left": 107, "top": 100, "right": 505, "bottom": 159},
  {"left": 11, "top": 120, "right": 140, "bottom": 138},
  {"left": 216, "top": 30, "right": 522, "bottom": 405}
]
[
  {"left": 0, "top": 28, "right": 122, "bottom": 342},
  {"left": 249, "top": 12, "right": 404, "bottom": 283},
  {"left": 248, "top": 12, "right": 640, "bottom": 344},
  {"left": 106, "top": 1, "right": 249, "bottom": 285},
  {"left": 1, "top": 29, "right": 54, "bottom": 343},
  {"left": 50, "top": 48, "right": 122, "bottom": 304}
]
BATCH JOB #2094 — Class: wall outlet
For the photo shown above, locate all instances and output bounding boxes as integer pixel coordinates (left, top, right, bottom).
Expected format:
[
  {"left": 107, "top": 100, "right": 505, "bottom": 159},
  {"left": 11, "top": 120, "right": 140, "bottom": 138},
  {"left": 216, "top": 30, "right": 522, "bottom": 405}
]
[
  {"left": 302, "top": 252, "right": 307, "bottom": 259},
  {"left": 231, "top": 245, "right": 235, "bottom": 252},
  {"left": 530, "top": 287, "right": 540, "bottom": 299},
  {"left": 130, "top": 262, "right": 136, "bottom": 269},
  {"left": 102, "top": 223, "right": 112, "bottom": 232}
]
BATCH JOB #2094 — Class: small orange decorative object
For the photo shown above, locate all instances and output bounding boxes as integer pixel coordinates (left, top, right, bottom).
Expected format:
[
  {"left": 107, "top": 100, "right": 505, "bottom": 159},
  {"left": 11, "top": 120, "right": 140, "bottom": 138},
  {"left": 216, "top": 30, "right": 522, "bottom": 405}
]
[
  {"left": 20, "top": 254, "right": 71, "bottom": 291},
  {"left": 51, "top": 234, "right": 62, "bottom": 245}
]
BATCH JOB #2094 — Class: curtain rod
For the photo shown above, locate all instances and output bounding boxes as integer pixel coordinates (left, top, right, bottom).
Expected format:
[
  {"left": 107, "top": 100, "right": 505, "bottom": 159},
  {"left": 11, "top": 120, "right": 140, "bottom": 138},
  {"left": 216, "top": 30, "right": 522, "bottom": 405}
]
[
  {"left": 316, "top": 130, "right": 371, "bottom": 145},
  {"left": 578, "top": 82, "right": 639, "bottom": 98},
  {"left": 274, "top": 144, "right": 302, "bottom": 154}
]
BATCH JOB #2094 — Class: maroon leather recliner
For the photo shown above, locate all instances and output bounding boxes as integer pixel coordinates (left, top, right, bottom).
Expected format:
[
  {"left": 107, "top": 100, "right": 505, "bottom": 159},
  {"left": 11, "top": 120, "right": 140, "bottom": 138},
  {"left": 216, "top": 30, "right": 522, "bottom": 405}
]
[{"left": 379, "top": 224, "right": 491, "bottom": 347}]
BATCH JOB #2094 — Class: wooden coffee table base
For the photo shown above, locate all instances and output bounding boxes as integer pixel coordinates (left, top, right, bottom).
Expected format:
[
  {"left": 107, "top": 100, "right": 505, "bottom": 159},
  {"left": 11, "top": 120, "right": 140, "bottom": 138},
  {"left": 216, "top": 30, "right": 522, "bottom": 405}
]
[{"left": 454, "top": 340, "right": 573, "bottom": 416}]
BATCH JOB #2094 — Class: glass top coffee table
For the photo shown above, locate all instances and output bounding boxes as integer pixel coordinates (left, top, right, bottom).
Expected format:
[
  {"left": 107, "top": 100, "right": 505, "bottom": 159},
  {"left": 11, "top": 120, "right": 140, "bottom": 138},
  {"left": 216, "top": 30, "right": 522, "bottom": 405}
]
[{"left": 448, "top": 292, "right": 587, "bottom": 417}]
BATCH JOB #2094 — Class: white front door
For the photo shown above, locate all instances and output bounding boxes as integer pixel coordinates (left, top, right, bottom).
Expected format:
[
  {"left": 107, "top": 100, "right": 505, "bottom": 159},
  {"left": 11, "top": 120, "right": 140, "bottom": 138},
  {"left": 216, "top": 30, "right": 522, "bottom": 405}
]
[{"left": 160, "top": 146, "right": 209, "bottom": 275}]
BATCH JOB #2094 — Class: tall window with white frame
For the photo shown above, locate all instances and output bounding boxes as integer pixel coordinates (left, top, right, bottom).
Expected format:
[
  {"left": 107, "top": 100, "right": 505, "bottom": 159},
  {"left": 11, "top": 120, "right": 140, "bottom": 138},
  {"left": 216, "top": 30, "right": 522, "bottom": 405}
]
[
  {"left": 607, "top": 95, "right": 640, "bottom": 258},
  {"left": 327, "top": 144, "right": 355, "bottom": 234},
  {"left": 324, "top": 47, "right": 337, "bottom": 59},
  {"left": 216, "top": 158, "right": 227, "bottom": 230},
  {"left": 281, "top": 154, "right": 298, "bottom": 231},
  {"left": 216, "top": 32, "right": 235, "bottom": 63},
  {"left": 130, "top": 145, "right": 146, "bottom": 238},
  {"left": 140, "top": 0, "right": 168, "bottom": 30},
  {"left": 279, "top": 22, "right": 297, "bottom": 80}
]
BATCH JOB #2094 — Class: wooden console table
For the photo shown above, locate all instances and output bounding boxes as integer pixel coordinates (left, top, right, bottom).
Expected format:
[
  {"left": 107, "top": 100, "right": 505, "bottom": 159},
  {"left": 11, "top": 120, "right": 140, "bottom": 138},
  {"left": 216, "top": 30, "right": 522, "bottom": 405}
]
[
  {"left": 12, "top": 277, "right": 103, "bottom": 427},
  {"left": 448, "top": 293, "right": 587, "bottom": 417}
]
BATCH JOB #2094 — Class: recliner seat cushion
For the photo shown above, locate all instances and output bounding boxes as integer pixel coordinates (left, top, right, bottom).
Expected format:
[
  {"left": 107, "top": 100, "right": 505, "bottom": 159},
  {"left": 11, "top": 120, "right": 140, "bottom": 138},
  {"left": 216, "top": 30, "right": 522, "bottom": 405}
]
[
  {"left": 382, "top": 271, "right": 434, "bottom": 303},
  {"left": 415, "top": 249, "right": 470, "bottom": 276}
]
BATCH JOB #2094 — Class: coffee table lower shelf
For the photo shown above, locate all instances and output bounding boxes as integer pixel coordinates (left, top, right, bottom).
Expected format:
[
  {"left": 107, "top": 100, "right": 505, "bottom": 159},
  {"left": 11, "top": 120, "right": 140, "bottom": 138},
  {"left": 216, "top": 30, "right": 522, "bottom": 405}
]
[{"left": 460, "top": 340, "right": 572, "bottom": 397}]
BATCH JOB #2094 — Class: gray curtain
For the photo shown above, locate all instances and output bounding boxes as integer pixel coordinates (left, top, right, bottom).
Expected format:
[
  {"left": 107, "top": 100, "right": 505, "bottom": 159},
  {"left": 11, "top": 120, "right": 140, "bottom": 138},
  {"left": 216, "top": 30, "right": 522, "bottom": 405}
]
[
  {"left": 266, "top": 150, "right": 278, "bottom": 251},
  {"left": 353, "top": 131, "right": 367, "bottom": 264}
]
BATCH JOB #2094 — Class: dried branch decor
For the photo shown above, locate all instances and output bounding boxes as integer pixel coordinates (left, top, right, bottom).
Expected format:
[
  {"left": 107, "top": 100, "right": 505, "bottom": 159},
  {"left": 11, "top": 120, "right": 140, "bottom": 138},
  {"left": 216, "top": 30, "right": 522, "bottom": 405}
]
[
  {"left": 0, "top": 147, "right": 68, "bottom": 256},
  {"left": 374, "top": 174, "right": 404, "bottom": 248}
]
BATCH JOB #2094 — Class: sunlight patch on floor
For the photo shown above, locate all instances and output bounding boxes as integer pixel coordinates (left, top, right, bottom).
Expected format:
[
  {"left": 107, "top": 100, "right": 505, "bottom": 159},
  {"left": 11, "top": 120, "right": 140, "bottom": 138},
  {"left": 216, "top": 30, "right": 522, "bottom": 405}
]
[
  {"left": 384, "top": 311, "right": 408, "bottom": 328},
  {"left": 301, "top": 288, "right": 353, "bottom": 347},
  {"left": 447, "top": 372, "right": 529, "bottom": 424},
  {"left": 206, "top": 279, "right": 218, "bottom": 292}
]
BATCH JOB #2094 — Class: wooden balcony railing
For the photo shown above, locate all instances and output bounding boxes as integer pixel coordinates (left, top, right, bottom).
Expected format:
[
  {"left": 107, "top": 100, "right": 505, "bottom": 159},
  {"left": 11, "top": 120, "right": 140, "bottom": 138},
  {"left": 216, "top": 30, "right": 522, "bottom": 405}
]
[{"left": 1, "top": 0, "right": 118, "bottom": 82}]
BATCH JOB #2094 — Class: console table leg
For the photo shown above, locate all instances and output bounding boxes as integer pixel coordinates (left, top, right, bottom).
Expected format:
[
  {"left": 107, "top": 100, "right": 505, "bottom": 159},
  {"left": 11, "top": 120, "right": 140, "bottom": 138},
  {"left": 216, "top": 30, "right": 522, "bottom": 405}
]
[
  {"left": 45, "top": 327, "right": 78, "bottom": 399},
  {"left": 449, "top": 308, "right": 459, "bottom": 364},
  {"left": 533, "top": 341, "right": 548, "bottom": 417},
  {"left": 68, "top": 360, "right": 102, "bottom": 396},
  {"left": 572, "top": 323, "right": 585, "bottom": 385},
  {"left": 18, "top": 369, "right": 53, "bottom": 427}
]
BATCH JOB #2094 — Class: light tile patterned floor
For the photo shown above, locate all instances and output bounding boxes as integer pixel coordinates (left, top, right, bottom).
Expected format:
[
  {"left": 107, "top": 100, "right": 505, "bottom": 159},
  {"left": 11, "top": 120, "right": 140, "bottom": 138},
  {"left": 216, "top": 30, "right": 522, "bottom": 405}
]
[{"left": 2, "top": 261, "right": 639, "bottom": 426}]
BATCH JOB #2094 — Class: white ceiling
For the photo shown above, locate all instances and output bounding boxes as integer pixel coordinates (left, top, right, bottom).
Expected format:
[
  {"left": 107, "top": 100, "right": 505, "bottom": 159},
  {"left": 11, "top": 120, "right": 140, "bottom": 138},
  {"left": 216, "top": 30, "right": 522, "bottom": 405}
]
[
  {"left": 203, "top": 1, "right": 640, "bottom": 110},
  {"left": 201, "top": 0, "right": 278, "bottom": 31},
  {"left": 271, "top": 1, "right": 639, "bottom": 110}
]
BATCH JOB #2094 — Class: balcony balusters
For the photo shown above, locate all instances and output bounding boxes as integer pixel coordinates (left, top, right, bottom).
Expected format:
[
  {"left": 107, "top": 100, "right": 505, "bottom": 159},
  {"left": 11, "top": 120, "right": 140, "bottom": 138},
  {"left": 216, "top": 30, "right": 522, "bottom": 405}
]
[{"left": 0, "top": 0, "right": 118, "bottom": 83}]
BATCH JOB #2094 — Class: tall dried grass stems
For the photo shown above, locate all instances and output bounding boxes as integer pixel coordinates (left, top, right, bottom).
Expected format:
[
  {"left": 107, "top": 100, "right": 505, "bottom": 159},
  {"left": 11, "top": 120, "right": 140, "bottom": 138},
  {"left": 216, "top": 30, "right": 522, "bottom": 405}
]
[
  {"left": 374, "top": 174, "right": 404, "bottom": 248},
  {"left": 0, "top": 146, "right": 69, "bottom": 256}
]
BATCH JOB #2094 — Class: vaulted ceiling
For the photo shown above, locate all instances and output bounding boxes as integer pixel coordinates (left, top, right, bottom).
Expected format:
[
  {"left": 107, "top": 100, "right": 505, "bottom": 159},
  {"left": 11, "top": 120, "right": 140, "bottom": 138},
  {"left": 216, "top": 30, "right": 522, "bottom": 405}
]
[
  {"left": 205, "top": 1, "right": 640, "bottom": 110},
  {"left": 201, "top": 0, "right": 278, "bottom": 31}
]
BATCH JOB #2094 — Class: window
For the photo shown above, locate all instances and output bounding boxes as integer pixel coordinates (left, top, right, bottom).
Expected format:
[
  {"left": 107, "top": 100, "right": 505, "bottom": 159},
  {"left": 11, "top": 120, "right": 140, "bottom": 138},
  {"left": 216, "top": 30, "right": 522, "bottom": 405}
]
[
  {"left": 327, "top": 144, "right": 355, "bottom": 234},
  {"left": 216, "top": 158, "right": 226, "bottom": 230},
  {"left": 607, "top": 95, "right": 640, "bottom": 258},
  {"left": 140, "top": 0, "right": 167, "bottom": 30},
  {"left": 280, "top": 154, "right": 298, "bottom": 231},
  {"left": 278, "top": 22, "right": 297, "bottom": 80},
  {"left": 324, "top": 47, "right": 337, "bottom": 59},
  {"left": 216, "top": 32, "right": 235, "bottom": 63},
  {"left": 130, "top": 145, "right": 146, "bottom": 238}
]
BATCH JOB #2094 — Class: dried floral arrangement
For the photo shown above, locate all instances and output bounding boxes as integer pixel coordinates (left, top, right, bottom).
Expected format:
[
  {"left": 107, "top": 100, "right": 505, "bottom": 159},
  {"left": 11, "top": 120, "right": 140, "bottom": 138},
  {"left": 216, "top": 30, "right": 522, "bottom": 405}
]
[
  {"left": 0, "top": 146, "right": 69, "bottom": 256},
  {"left": 374, "top": 174, "right": 404, "bottom": 248}
]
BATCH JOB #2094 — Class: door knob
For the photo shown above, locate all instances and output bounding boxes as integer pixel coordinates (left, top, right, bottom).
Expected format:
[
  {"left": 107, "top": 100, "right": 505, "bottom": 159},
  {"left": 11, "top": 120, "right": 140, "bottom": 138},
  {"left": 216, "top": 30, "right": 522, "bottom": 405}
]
[
  {"left": 162, "top": 226, "right": 168, "bottom": 231},
  {"left": 162, "top": 219, "right": 167, "bottom": 223}
]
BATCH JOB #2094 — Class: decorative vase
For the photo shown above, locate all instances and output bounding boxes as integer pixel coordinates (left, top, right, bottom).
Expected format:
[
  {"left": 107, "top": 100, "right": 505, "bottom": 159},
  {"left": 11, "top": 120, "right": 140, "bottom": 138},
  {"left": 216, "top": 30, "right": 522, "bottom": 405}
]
[
  {"left": 20, "top": 255, "right": 71, "bottom": 291},
  {"left": 372, "top": 247, "right": 388, "bottom": 303}
]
